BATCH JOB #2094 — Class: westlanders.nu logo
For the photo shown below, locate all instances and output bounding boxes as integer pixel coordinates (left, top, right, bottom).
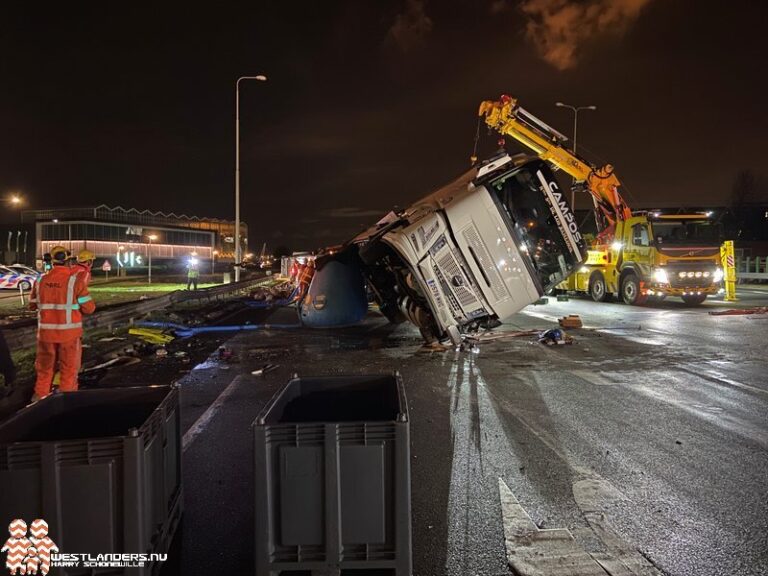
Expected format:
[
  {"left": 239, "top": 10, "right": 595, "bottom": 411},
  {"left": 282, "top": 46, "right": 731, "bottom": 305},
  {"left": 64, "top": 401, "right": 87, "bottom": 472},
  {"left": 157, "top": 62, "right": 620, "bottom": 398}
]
[
  {"left": 1, "top": 519, "right": 166, "bottom": 573},
  {"left": 1, "top": 519, "right": 58, "bottom": 575}
]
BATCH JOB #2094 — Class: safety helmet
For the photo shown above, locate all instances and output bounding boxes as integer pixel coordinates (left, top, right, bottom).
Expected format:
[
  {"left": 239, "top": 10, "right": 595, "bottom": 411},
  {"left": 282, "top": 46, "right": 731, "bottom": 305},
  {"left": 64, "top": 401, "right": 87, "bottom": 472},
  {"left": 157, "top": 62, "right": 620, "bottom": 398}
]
[
  {"left": 77, "top": 249, "right": 95, "bottom": 263},
  {"left": 50, "top": 245, "right": 69, "bottom": 262}
]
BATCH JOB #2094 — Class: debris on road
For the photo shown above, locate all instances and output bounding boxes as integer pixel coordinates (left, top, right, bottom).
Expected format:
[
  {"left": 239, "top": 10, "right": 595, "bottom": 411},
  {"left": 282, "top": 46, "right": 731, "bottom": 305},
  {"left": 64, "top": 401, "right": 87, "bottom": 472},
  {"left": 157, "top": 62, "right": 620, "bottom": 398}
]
[
  {"left": 129, "top": 327, "right": 175, "bottom": 345},
  {"left": 558, "top": 314, "right": 583, "bottom": 329},
  {"left": 472, "top": 329, "right": 542, "bottom": 342},
  {"left": 708, "top": 306, "right": 767, "bottom": 316},
  {"left": 538, "top": 328, "right": 574, "bottom": 345},
  {"left": 251, "top": 364, "right": 279, "bottom": 376}
]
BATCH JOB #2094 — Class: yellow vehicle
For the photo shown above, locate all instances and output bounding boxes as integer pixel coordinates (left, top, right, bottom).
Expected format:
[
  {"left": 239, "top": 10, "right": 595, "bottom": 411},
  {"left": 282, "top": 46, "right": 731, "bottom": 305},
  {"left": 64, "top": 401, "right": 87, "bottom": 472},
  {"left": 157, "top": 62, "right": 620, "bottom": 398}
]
[{"left": 478, "top": 95, "right": 723, "bottom": 305}]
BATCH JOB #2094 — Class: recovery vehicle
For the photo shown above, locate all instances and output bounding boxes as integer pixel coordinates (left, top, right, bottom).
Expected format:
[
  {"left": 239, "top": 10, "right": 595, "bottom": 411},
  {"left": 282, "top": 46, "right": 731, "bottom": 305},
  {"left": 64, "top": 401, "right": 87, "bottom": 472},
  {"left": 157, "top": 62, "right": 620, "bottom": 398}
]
[{"left": 478, "top": 95, "right": 724, "bottom": 305}]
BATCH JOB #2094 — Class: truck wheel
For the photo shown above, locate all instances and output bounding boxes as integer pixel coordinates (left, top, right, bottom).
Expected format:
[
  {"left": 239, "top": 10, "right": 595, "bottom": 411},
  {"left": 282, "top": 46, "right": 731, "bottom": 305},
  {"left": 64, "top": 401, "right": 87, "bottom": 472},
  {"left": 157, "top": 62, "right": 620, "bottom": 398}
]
[
  {"left": 681, "top": 293, "right": 707, "bottom": 305},
  {"left": 621, "top": 273, "right": 646, "bottom": 305},
  {"left": 589, "top": 273, "right": 608, "bottom": 302}
]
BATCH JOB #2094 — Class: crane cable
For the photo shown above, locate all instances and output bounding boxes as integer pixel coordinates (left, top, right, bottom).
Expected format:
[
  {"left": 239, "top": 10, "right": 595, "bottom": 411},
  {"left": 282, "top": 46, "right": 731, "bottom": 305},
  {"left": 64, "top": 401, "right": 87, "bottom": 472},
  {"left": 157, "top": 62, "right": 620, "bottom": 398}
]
[{"left": 470, "top": 116, "right": 483, "bottom": 165}]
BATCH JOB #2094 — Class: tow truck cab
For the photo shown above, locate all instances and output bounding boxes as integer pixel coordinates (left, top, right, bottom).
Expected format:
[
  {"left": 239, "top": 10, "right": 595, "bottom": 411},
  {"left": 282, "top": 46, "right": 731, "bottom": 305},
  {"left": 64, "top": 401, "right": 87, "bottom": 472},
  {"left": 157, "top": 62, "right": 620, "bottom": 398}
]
[
  {"left": 564, "top": 213, "right": 723, "bottom": 305},
  {"left": 355, "top": 153, "right": 587, "bottom": 343}
]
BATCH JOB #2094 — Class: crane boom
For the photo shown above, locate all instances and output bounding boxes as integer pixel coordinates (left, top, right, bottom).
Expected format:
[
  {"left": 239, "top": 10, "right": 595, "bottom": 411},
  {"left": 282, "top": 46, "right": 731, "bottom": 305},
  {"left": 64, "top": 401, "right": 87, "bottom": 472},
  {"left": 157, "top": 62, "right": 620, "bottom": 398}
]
[{"left": 479, "top": 95, "right": 631, "bottom": 243}]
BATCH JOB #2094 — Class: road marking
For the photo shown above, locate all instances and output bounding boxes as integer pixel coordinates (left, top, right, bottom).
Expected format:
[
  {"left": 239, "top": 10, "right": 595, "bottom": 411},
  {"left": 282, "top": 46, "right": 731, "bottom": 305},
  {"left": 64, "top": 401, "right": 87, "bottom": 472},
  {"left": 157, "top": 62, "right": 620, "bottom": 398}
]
[
  {"left": 498, "top": 478, "right": 609, "bottom": 576},
  {"left": 595, "top": 329, "right": 665, "bottom": 347},
  {"left": 521, "top": 309, "right": 561, "bottom": 323},
  {"left": 182, "top": 375, "right": 243, "bottom": 452},
  {"left": 572, "top": 478, "right": 661, "bottom": 576},
  {"left": 677, "top": 366, "right": 768, "bottom": 398}
]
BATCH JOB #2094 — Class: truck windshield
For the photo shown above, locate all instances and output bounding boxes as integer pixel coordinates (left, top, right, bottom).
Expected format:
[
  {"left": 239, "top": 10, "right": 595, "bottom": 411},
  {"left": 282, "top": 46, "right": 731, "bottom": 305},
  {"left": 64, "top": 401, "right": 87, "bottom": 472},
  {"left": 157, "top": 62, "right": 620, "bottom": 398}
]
[
  {"left": 651, "top": 219, "right": 722, "bottom": 246},
  {"left": 487, "top": 160, "right": 586, "bottom": 292}
]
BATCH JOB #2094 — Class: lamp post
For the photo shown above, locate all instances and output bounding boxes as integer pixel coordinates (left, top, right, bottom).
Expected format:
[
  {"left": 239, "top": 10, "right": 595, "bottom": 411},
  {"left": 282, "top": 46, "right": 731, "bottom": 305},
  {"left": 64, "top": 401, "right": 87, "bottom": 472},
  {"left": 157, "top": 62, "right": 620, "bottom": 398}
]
[
  {"left": 147, "top": 234, "right": 157, "bottom": 284},
  {"left": 235, "top": 74, "right": 267, "bottom": 282},
  {"left": 555, "top": 101, "right": 597, "bottom": 209}
]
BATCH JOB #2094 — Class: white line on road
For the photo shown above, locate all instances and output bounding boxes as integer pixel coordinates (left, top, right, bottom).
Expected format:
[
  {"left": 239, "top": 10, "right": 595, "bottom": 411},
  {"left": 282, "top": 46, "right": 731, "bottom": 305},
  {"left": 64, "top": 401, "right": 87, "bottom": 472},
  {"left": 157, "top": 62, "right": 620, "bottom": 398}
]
[
  {"left": 182, "top": 375, "right": 243, "bottom": 452},
  {"left": 498, "top": 478, "right": 609, "bottom": 576}
]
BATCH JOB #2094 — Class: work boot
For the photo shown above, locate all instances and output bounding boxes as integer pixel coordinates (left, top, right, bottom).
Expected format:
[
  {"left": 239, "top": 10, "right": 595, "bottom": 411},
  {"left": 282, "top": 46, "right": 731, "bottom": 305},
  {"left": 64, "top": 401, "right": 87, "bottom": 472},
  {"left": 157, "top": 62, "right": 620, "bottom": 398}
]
[{"left": 29, "top": 393, "right": 42, "bottom": 404}]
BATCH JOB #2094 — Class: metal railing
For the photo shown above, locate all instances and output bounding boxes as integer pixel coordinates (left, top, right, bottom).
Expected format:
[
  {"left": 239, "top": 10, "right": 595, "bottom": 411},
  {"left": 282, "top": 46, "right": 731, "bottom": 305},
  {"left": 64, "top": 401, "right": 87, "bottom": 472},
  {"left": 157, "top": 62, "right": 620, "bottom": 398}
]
[
  {"left": 1, "top": 275, "right": 271, "bottom": 351},
  {"left": 737, "top": 256, "right": 768, "bottom": 281}
]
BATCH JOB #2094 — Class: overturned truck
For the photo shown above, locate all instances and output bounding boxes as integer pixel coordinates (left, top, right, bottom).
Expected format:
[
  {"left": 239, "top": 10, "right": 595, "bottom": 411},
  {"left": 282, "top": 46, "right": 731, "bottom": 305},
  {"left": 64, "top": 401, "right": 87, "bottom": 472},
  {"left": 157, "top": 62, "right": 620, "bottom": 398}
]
[{"left": 302, "top": 152, "right": 587, "bottom": 344}]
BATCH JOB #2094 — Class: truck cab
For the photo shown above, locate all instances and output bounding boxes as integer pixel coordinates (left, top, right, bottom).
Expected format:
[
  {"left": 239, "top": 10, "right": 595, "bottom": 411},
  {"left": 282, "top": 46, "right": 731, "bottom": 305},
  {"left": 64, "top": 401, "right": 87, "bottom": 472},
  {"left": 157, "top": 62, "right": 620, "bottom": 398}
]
[{"left": 352, "top": 153, "right": 587, "bottom": 343}]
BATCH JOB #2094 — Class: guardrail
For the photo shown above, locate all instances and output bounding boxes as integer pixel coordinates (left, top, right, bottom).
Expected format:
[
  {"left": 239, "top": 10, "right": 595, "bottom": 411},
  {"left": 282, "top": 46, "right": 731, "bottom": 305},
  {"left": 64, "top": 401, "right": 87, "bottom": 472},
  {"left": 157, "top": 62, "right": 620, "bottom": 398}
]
[
  {"left": 737, "top": 256, "right": 768, "bottom": 281},
  {"left": 0, "top": 275, "right": 271, "bottom": 352}
]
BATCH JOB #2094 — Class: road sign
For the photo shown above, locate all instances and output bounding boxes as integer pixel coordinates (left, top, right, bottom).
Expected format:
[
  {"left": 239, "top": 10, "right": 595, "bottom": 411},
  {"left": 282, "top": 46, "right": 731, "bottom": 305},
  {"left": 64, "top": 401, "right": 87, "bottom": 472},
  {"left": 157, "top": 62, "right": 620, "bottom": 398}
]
[{"left": 102, "top": 260, "right": 112, "bottom": 272}]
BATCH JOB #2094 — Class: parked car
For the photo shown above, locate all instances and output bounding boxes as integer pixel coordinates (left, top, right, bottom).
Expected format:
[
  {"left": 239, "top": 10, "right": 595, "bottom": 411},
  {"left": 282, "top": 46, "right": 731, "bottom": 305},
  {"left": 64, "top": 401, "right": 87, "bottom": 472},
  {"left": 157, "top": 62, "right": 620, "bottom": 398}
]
[
  {"left": 0, "top": 266, "right": 37, "bottom": 291},
  {"left": 8, "top": 264, "right": 41, "bottom": 277}
]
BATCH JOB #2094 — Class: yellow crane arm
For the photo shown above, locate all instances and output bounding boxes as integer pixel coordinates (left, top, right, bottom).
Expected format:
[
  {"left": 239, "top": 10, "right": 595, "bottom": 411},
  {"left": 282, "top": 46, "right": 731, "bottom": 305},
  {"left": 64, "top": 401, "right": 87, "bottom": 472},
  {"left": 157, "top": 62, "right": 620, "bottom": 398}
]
[{"left": 478, "top": 95, "right": 631, "bottom": 239}]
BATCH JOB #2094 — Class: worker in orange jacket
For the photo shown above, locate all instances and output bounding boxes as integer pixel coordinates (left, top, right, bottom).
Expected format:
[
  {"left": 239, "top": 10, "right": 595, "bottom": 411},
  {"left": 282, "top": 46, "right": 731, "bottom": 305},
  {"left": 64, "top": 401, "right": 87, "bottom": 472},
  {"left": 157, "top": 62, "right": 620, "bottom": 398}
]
[
  {"left": 72, "top": 249, "right": 95, "bottom": 285},
  {"left": 29, "top": 246, "right": 96, "bottom": 401}
]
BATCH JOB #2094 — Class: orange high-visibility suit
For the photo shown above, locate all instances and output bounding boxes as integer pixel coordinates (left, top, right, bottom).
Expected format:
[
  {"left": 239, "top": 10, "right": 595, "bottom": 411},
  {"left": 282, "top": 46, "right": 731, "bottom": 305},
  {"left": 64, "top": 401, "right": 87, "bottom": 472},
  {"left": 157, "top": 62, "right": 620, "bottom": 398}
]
[{"left": 29, "top": 264, "right": 96, "bottom": 398}]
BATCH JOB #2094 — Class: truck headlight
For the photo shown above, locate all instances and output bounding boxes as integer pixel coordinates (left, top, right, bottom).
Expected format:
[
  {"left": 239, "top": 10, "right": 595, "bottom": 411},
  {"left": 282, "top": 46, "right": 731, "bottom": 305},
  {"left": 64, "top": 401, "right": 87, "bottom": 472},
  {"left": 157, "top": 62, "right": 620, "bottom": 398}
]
[
  {"left": 713, "top": 267, "right": 723, "bottom": 282},
  {"left": 653, "top": 268, "right": 668, "bottom": 283}
]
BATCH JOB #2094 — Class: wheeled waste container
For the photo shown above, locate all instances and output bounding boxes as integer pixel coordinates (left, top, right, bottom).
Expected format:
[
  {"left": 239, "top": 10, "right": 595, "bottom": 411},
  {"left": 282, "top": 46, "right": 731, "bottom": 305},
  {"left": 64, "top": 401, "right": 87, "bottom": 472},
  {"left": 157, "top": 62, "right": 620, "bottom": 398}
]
[
  {"left": 254, "top": 373, "right": 411, "bottom": 576},
  {"left": 0, "top": 386, "right": 182, "bottom": 576}
]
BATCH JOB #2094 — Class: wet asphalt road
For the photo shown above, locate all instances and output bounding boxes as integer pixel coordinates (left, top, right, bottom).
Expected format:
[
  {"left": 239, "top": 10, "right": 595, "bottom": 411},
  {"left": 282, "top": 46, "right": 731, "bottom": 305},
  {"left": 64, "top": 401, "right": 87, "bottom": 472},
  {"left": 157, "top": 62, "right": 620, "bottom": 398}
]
[{"left": 161, "top": 288, "right": 768, "bottom": 576}]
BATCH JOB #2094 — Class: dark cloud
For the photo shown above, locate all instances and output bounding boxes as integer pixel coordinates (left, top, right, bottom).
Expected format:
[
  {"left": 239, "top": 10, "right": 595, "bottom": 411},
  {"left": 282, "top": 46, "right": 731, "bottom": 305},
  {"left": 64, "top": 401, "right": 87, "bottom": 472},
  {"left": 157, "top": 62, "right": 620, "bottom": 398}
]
[{"left": 383, "top": 0, "right": 433, "bottom": 54}]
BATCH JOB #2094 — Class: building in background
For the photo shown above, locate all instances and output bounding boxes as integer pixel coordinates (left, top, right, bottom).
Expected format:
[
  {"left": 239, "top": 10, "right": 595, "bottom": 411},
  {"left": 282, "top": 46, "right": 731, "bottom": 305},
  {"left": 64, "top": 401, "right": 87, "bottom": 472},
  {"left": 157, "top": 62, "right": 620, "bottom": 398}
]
[{"left": 18, "top": 205, "right": 248, "bottom": 273}]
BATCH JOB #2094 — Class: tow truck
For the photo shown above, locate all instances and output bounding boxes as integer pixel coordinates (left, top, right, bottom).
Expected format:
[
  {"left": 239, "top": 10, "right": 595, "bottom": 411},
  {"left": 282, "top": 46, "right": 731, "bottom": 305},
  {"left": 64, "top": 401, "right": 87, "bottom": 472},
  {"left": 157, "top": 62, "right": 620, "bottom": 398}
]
[{"left": 478, "top": 95, "right": 723, "bottom": 305}]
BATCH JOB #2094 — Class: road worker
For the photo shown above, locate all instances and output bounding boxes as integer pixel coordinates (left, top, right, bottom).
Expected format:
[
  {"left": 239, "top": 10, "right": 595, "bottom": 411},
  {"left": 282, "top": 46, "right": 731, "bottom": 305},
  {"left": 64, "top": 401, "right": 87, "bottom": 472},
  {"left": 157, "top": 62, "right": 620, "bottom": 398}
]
[
  {"left": 28, "top": 245, "right": 95, "bottom": 401},
  {"left": 73, "top": 249, "right": 95, "bottom": 285},
  {"left": 296, "top": 257, "right": 315, "bottom": 303},
  {"left": 186, "top": 257, "right": 200, "bottom": 290}
]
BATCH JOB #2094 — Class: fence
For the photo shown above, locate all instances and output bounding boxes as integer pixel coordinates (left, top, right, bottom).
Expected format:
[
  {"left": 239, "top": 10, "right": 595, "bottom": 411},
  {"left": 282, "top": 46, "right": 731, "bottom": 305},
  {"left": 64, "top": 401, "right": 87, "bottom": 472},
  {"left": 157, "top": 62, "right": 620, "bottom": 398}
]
[{"left": 736, "top": 256, "right": 768, "bottom": 281}]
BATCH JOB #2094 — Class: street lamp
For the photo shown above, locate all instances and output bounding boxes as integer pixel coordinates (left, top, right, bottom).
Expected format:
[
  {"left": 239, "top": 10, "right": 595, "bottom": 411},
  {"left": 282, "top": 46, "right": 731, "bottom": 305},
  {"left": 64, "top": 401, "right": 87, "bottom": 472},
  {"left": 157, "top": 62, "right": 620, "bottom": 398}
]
[
  {"left": 235, "top": 74, "right": 267, "bottom": 282},
  {"left": 147, "top": 234, "right": 157, "bottom": 284},
  {"left": 555, "top": 101, "right": 597, "bottom": 209}
]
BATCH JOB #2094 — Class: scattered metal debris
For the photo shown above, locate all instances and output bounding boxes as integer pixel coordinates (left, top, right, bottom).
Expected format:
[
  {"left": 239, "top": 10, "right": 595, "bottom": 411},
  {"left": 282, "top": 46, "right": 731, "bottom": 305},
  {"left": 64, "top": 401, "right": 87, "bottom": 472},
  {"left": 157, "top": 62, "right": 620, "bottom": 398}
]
[
  {"left": 709, "top": 306, "right": 767, "bottom": 316},
  {"left": 251, "top": 364, "right": 279, "bottom": 376}
]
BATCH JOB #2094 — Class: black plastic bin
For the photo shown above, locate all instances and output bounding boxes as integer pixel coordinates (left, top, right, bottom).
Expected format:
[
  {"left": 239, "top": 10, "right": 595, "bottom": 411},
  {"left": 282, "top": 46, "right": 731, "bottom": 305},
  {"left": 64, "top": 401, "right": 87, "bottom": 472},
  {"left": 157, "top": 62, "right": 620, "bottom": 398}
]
[
  {"left": 0, "top": 386, "right": 182, "bottom": 576},
  {"left": 254, "top": 373, "right": 411, "bottom": 576}
]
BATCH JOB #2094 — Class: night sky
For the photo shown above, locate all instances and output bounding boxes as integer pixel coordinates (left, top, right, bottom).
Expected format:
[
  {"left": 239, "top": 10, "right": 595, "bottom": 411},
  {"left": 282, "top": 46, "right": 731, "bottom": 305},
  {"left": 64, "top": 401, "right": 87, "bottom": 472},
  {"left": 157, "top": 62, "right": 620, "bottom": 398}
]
[{"left": 2, "top": 1, "right": 767, "bottom": 250}]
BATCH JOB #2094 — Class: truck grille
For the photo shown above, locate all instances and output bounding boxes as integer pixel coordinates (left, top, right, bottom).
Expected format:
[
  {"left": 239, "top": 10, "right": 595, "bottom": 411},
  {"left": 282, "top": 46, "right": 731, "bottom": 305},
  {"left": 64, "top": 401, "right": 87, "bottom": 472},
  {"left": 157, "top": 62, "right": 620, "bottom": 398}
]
[{"left": 435, "top": 251, "right": 481, "bottom": 310}]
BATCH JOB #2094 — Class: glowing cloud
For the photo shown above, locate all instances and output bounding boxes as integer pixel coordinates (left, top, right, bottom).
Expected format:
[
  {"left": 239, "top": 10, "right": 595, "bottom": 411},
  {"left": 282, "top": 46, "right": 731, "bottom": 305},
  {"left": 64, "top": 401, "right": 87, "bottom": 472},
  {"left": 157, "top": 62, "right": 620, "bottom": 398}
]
[{"left": 520, "top": 0, "right": 653, "bottom": 70}]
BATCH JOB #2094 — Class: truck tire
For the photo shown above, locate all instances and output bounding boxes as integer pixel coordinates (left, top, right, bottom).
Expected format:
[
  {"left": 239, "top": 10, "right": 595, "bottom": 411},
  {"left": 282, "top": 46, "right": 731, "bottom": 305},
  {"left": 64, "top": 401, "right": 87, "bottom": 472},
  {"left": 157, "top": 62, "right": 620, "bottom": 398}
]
[
  {"left": 589, "top": 273, "right": 608, "bottom": 302},
  {"left": 621, "top": 273, "right": 647, "bottom": 305},
  {"left": 681, "top": 293, "right": 707, "bottom": 305}
]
